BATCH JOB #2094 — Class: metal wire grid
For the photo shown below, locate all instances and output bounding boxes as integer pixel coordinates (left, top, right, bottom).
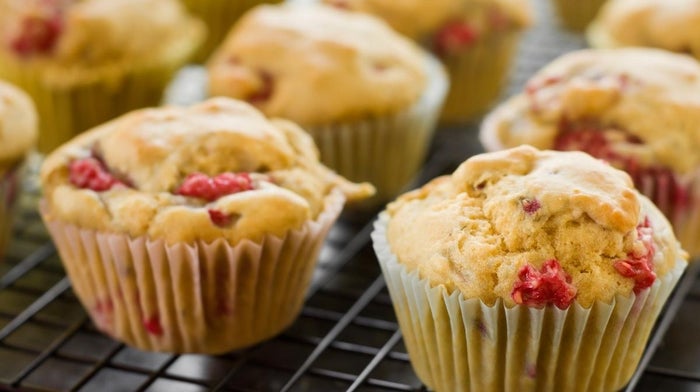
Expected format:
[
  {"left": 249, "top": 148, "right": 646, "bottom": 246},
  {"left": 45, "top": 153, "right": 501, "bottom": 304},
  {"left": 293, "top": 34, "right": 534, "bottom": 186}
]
[{"left": 1, "top": 1, "right": 700, "bottom": 391}]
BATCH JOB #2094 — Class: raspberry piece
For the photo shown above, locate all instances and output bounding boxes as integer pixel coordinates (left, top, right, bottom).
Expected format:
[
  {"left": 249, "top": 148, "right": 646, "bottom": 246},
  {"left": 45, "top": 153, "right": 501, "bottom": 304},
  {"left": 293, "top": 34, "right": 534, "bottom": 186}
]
[
  {"left": 10, "top": 9, "right": 64, "bottom": 57},
  {"left": 325, "top": 0, "right": 350, "bottom": 9},
  {"left": 69, "top": 157, "right": 123, "bottom": 191},
  {"left": 512, "top": 259, "right": 577, "bottom": 309},
  {"left": 143, "top": 315, "right": 164, "bottom": 336},
  {"left": 177, "top": 172, "right": 254, "bottom": 201},
  {"left": 521, "top": 198, "right": 541, "bottom": 214},
  {"left": 433, "top": 20, "right": 479, "bottom": 57},
  {"left": 208, "top": 209, "right": 234, "bottom": 227},
  {"left": 614, "top": 217, "right": 656, "bottom": 294},
  {"left": 247, "top": 71, "right": 274, "bottom": 104}
]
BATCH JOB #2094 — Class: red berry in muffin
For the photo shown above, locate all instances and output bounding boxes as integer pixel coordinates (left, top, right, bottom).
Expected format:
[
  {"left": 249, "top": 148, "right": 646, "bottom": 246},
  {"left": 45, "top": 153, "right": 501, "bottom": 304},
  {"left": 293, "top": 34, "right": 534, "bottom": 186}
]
[{"left": 512, "top": 259, "right": 577, "bottom": 309}]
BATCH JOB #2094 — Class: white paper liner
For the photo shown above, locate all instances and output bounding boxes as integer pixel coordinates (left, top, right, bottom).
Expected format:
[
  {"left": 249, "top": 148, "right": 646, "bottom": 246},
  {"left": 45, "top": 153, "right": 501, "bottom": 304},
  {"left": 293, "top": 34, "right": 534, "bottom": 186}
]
[
  {"left": 41, "top": 188, "right": 345, "bottom": 354},
  {"left": 372, "top": 212, "right": 687, "bottom": 392},
  {"left": 438, "top": 31, "right": 521, "bottom": 125},
  {"left": 0, "top": 163, "right": 22, "bottom": 259},
  {"left": 303, "top": 54, "right": 448, "bottom": 209}
]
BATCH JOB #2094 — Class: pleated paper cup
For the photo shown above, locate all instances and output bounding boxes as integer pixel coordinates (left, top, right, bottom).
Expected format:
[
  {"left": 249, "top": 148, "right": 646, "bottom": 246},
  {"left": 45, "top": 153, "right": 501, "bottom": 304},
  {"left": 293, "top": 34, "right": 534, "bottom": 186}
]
[
  {"left": 181, "top": 0, "right": 283, "bottom": 62},
  {"left": 41, "top": 188, "right": 345, "bottom": 354},
  {"left": 0, "top": 164, "right": 22, "bottom": 260},
  {"left": 372, "top": 212, "right": 687, "bottom": 392},
  {"left": 303, "top": 54, "right": 448, "bottom": 210},
  {"left": 0, "top": 31, "right": 202, "bottom": 154},
  {"left": 438, "top": 31, "right": 521, "bottom": 125},
  {"left": 551, "top": 0, "right": 608, "bottom": 32}
]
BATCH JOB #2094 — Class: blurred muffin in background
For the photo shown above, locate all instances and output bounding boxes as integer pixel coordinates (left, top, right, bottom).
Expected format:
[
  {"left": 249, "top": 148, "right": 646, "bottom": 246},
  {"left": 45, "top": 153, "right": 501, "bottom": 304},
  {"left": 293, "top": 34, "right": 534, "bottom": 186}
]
[
  {"left": 373, "top": 145, "right": 687, "bottom": 392},
  {"left": 480, "top": 48, "right": 700, "bottom": 258},
  {"left": 179, "top": 0, "right": 282, "bottom": 62},
  {"left": 208, "top": 3, "right": 448, "bottom": 209},
  {"left": 587, "top": 0, "right": 700, "bottom": 59},
  {"left": 0, "top": 0, "right": 204, "bottom": 153},
  {"left": 0, "top": 80, "right": 37, "bottom": 260},
  {"left": 323, "top": 0, "right": 533, "bottom": 125},
  {"left": 40, "top": 97, "right": 374, "bottom": 353},
  {"left": 550, "top": 0, "right": 608, "bottom": 31}
]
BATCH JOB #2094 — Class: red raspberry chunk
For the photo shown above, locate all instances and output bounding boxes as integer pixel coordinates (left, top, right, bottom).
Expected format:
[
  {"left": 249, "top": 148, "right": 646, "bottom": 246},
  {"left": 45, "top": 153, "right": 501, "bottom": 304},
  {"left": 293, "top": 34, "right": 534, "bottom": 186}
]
[
  {"left": 512, "top": 259, "right": 577, "bottom": 309},
  {"left": 143, "top": 315, "right": 164, "bottom": 336},
  {"left": 614, "top": 217, "right": 656, "bottom": 294},
  {"left": 10, "top": 10, "right": 64, "bottom": 57},
  {"left": 69, "top": 157, "right": 123, "bottom": 192},
  {"left": 177, "top": 172, "right": 254, "bottom": 201},
  {"left": 208, "top": 209, "right": 234, "bottom": 227},
  {"left": 433, "top": 21, "right": 479, "bottom": 57},
  {"left": 247, "top": 71, "right": 274, "bottom": 104},
  {"left": 521, "top": 198, "right": 541, "bottom": 214}
]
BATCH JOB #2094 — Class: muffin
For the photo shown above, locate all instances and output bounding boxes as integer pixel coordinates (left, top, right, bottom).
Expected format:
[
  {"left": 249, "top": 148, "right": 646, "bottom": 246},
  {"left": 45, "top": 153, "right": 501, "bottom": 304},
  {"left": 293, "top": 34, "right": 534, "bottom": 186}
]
[
  {"left": 180, "top": 0, "right": 282, "bottom": 62},
  {"left": 0, "top": 0, "right": 205, "bottom": 153},
  {"left": 550, "top": 0, "right": 608, "bottom": 31},
  {"left": 207, "top": 3, "right": 448, "bottom": 208},
  {"left": 372, "top": 145, "right": 687, "bottom": 392},
  {"left": 323, "top": 0, "right": 533, "bottom": 124},
  {"left": 39, "top": 97, "right": 374, "bottom": 353},
  {"left": 0, "top": 80, "right": 38, "bottom": 259},
  {"left": 587, "top": 0, "right": 700, "bottom": 59},
  {"left": 480, "top": 48, "right": 700, "bottom": 258}
]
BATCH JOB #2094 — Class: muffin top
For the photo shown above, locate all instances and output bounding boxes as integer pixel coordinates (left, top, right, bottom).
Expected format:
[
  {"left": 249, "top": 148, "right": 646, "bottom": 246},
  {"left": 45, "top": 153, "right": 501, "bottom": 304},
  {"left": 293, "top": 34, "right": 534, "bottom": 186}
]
[
  {"left": 0, "top": 0, "right": 204, "bottom": 75},
  {"left": 323, "top": 0, "right": 533, "bottom": 43},
  {"left": 41, "top": 97, "right": 374, "bottom": 244},
  {"left": 0, "top": 80, "right": 37, "bottom": 167},
  {"left": 387, "top": 146, "right": 685, "bottom": 308},
  {"left": 481, "top": 48, "right": 700, "bottom": 174},
  {"left": 207, "top": 4, "right": 428, "bottom": 125},
  {"left": 587, "top": 0, "right": 700, "bottom": 58}
]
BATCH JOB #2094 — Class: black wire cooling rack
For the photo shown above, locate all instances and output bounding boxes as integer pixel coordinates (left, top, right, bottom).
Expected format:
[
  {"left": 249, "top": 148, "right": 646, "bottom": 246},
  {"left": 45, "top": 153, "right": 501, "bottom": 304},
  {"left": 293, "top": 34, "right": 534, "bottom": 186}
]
[{"left": 2, "top": 1, "right": 700, "bottom": 391}]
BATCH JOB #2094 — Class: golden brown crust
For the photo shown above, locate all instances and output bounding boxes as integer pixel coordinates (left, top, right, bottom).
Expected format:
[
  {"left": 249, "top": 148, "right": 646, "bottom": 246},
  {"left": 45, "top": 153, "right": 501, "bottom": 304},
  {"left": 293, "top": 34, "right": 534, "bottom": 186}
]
[
  {"left": 387, "top": 146, "right": 685, "bottom": 307},
  {"left": 207, "top": 4, "right": 428, "bottom": 125},
  {"left": 0, "top": 0, "right": 205, "bottom": 84},
  {"left": 0, "top": 80, "right": 37, "bottom": 165},
  {"left": 481, "top": 48, "right": 700, "bottom": 174},
  {"left": 322, "top": 0, "right": 533, "bottom": 40},
  {"left": 588, "top": 0, "right": 700, "bottom": 58},
  {"left": 40, "top": 97, "right": 374, "bottom": 244}
]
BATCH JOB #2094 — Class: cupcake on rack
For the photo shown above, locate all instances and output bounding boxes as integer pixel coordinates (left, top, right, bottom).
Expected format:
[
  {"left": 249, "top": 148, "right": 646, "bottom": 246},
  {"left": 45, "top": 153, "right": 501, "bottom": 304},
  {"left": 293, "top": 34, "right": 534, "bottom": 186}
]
[
  {"left": 0, "top": 80, "right": 38, "bottom": 260},
  {"left": 373, "top": 145, "right": 687, "bottom": 392},
  {"left": 39, "top": 97, "right": 374, "bottom": 353},
  {"left": 179, "top": 0, "right": 282, "bottom": 62},
  {"left": 587, "top": 0, "right": 700, "bottom": 60},
  {"left": 207, "top": 3, "right": 448, "bottom": 209},
  {"left": 323, "top": 0, "right": 534, "bottom": 124},
  {"left": 480, "top": 48, "right": 700, "bottom": 259},
  {"left": 0, "top": 0, "right": 205, "bottom": 153}
]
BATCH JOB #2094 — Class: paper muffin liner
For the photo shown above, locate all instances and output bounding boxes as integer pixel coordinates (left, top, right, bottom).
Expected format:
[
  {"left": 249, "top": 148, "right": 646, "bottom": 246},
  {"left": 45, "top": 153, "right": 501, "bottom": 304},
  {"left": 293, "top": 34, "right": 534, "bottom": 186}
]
[
  {"left": 182, "top": 0, "right": 283, "bottom": 62},
  {"left": 372, "top": 212, "right": 687, "bottom": 392},
  {"left": 551, "top": 0, "right": 607, "bottom": 32},
  {"left": 437, "top": 31, "right": 521, "bottom": 125},
  {"left": 0, "top": 42, "right": 199, "bottom": 154},
  {"left": 303, "top": 54, "right": 448, "bottom": 210},
  {"left": 40, "top": 188, "right": 345, "bottom": 354},
  {"left": 0, "top": 164, "right": 22, "bottom": 260}
]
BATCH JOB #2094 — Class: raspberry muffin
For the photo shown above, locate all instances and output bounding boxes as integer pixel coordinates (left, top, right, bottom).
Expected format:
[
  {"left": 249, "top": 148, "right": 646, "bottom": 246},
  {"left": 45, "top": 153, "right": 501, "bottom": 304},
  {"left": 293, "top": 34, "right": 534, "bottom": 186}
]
[
  {"left": 0, "top": 80, "right": 38, "bottom": 259},
  {"left": 40, "top": 97, "right": 374, "bottom": 353},
  {"left": 0, "top": 0, "right": 204, "bottom": 153},
  {"left": 323, "top": 0, "right": 533, "bottom": 124},
  {"left": 550, "top": 0, "right": 608, "bottom": 31},
  {"left": 481, "top": 48, "right": 700, "bottom": 258},
  {"left": 373, "top": 145, "right": 687, "bottom": 392},
  {"left": 208, "top": 3, "right": 448, "bottom": 208},
  {"left": 588, "top": 0, "right": 700, "bottom": 59},
  {"left": 179, "top": 0, "right": 282, "bottom": 62}
]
